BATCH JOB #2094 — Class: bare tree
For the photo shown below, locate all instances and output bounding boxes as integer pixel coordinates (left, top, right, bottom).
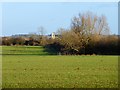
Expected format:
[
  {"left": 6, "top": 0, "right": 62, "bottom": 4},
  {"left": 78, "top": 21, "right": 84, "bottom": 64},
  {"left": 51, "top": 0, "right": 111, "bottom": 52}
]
[
  {"left": 71, "top": 12, "right": 110, "bottom": 35},
  {"left": 37, "top": 26, "right": 46, "bottom": 36},
  {"left": 37, "top": 26, "right": 47, "bottom": 46},
  {"left": 61, "top": 30, "right": 82, "bottom": 53},
  {"left": 58, "top": 12, "right": 110, "bottom": 54},
  {"left": 71, "top": 12, "right": 110, "bottom": 46},
  {"left": 96, "top": 15, "right": 110, "bottom": 35}
]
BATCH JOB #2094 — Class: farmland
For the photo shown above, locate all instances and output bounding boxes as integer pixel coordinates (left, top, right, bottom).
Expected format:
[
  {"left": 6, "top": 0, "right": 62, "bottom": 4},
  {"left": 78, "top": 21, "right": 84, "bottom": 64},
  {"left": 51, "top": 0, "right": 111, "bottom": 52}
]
[
  {"left": 2, "top": 46, "right": 118, "bottom": 88},
  {"left": 1, "top": 46, "right": 54, "bottom": 55}
]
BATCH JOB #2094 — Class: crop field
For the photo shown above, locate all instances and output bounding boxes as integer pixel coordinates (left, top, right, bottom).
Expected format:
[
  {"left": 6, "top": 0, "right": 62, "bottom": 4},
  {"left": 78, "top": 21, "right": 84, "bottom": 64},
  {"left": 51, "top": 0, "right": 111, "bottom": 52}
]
[
  {"left": 1, "top": 46, "right": 52, "bottom": 55},
  {"left": 1, "top": 46, "right": 118, "bottom": 88}
]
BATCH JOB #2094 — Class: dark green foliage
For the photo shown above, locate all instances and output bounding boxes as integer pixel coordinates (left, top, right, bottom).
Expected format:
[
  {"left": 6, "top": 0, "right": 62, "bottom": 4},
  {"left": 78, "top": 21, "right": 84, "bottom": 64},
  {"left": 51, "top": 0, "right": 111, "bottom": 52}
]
[{"left": 44, "top": 42, "right": 64, "bottom": 55}]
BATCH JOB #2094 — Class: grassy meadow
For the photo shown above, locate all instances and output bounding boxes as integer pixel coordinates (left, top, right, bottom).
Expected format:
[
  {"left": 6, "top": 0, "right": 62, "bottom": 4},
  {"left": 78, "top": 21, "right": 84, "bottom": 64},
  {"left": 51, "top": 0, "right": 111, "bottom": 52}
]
[
  {"left": 2, "top": 46, "right": 52, "bottom": 55},
  {"left": 1, "top": 46, "right": 118, "bottom": 88}
]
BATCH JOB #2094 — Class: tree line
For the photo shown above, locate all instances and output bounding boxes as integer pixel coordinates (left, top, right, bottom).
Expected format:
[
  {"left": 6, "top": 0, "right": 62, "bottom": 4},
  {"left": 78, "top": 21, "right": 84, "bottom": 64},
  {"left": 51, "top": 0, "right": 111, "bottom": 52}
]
[
  {"left": 1, "top": 35, "right": 49, "bottom": 46},
  {"left": 1, "top": 12, "right": 120, "bottom": 55},
  {"left": 45, "top": 12, "right": 120, "bottom": 55}
]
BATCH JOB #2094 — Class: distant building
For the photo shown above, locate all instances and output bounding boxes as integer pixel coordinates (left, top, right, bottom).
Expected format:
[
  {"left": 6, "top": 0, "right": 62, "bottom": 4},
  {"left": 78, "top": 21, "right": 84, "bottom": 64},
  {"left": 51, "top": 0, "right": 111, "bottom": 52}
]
[
  {"left": 47, "top": 32, "right": 56, "bottom": 39},
  {"left": 51, "top": 32, "right": 55, "bottom": 39}
]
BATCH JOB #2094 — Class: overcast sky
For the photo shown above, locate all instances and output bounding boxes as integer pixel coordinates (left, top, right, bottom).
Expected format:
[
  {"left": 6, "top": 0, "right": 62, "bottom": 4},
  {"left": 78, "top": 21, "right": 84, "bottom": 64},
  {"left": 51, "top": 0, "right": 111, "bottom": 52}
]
[{"left": 0, "top": 2, "right": 118, "bottom": 36}]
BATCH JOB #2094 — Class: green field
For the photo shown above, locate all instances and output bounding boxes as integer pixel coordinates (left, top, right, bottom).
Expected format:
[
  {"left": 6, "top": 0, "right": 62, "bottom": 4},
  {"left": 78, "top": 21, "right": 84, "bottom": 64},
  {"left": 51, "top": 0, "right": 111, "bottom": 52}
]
[
  {"left": 2, "top": 46, "right": 53, "bottom": 55},
  {"left": 2, "top": 46, "right": 118, "bottom": 88}
]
